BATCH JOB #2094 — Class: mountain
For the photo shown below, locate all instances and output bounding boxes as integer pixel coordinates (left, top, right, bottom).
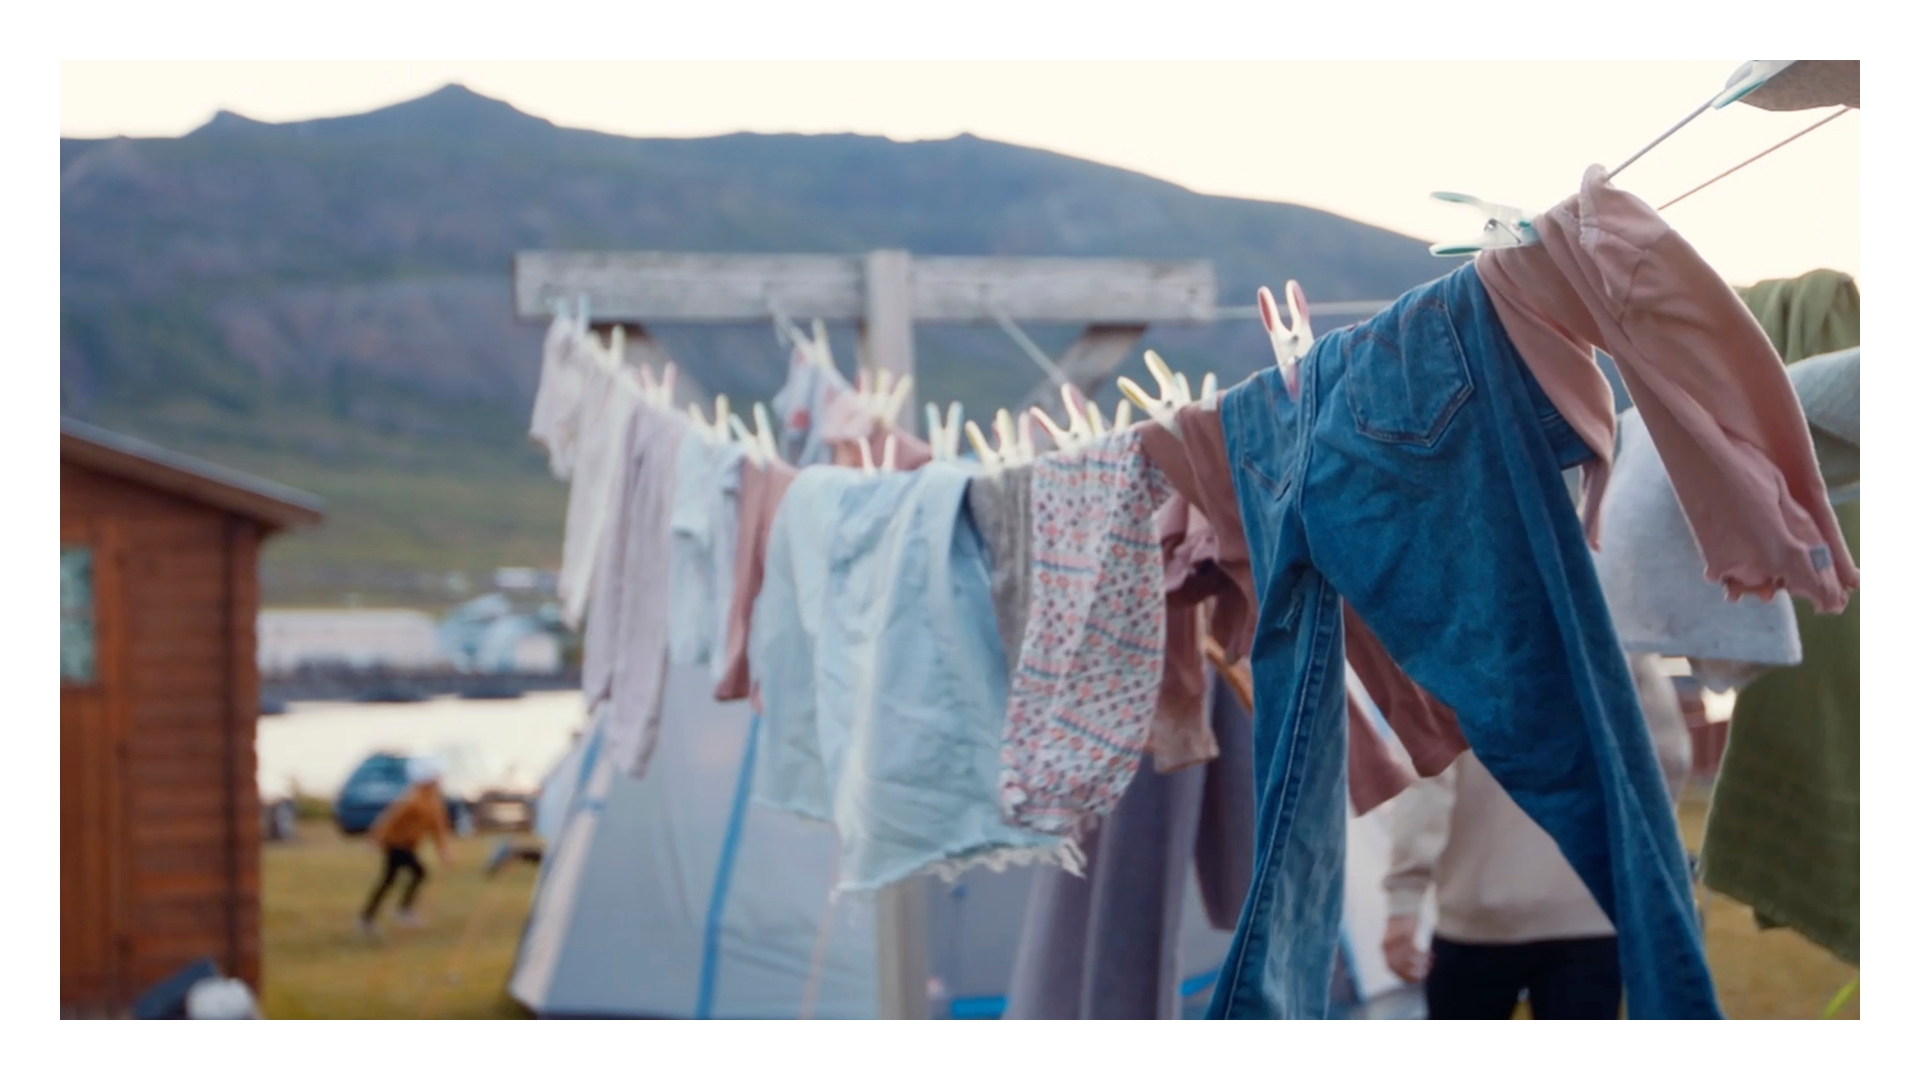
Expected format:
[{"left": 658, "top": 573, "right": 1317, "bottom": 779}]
[{"left": 60, "top": 84, "right": 1454, "bottom": 602}]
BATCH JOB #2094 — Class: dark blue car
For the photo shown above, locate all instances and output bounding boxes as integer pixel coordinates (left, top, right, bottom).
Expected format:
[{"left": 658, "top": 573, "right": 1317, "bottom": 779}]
[{"left": 333, "top": 752, "right": 474, "bottom": 837}]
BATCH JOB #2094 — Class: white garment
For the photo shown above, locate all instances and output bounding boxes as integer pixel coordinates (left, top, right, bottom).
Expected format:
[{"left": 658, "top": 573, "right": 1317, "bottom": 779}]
[
  {"left": 529, "top": 316, "right": 590, "bottom": 480},
  {"left": 1382, "top": 651, "right": 1691, "bottom": 944},
  {"left": 581, "top": 405, "right": 692, "bottom": 778},
  {"left": 556, "top": 367, "right": 639, "bottom": 630},
  {"left": 1595, "top": 407, "right": 1802, "bottom": 666},
  {"left": 1689, "top": 657, "right": 1768, "bottom": 694},
  {"left": 667, "top": 430, "right": 747, "bottom": 684}
]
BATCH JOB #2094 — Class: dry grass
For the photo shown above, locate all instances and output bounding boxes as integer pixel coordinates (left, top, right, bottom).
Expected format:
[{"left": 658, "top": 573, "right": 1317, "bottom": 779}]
[
  {"left": 260, "top": 829, "right": 537, "bottom": 1020},
  {"left": 257, "top": 790, "right": 1857, "bottom": 1019}
]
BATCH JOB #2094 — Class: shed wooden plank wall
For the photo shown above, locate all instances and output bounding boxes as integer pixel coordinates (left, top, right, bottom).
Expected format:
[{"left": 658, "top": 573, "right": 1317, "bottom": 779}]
[{"left": 61, "top": 461, "right": 263, "bottom": 1015}]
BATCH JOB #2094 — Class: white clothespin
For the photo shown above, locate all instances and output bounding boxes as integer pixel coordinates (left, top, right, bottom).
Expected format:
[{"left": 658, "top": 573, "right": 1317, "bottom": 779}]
[
  {"left": 662, "top": 363, "right": 678, "bottom": 408},
  {"left": 1428, "top": 193, "right": 1539, "bottom": 258},
  {"left": 1259, "top": 283, "right": 1315, "bottom": 401},
  {"left": 728, "top": 403, "right": 781, "bottom": 467},
  {"left": 1081, "top": 397, "right": 1130, "bottom": 438},
  {"left": 1118, "top": 349, "right": 1198, "bottom": 434},
  {"left": 1029, "top": 402, "right": 1076, "bottom": 454},
  {"left": 1031, "top": 384, "right": 1098, "bottom": 454},
  {"left": 1193, "top": 371, "right": 1221, "bottom": 413},
  {"left": 853, "top": 369, "right": 914, "bottom": 431},
  {"left": 643, "top": 362, "right": 677, "bottom": 409},
  {"left": 967, "top": 408, "right": 1037, "bottom": 476},
  {"left": 688, "top": 394, "right": 732, "bottom": 444},
  {"left": 925, "top": 402, "right": 964, "bottom": 463},
  {"left": 856, "top": 434, "right": 898, "bottom": 476},
  {"left": 1082, "top": 400, "right": 1108, "bottom": 439},
  {"left": 1002, "top": 409, "right": 1037, "bottom": 466},
  {"left": 964, "top": 419, "right": 1003, "bottom": 476},
  {"left": 804, "top": 319, "right": 836, "bottom": 372}
]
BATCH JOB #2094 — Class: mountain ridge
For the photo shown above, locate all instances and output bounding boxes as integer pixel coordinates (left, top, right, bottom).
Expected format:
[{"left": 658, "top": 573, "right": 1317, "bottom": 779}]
[{"left": 60, "top": 84, "right": 1457, "bottom": 598}]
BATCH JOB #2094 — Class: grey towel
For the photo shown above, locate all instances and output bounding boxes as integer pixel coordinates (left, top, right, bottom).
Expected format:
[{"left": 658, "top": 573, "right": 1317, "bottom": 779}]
[
  {"left": 1000, "top": 672, "right": 1257, "bottom": 1019},
  {"left": 1194, "top": 670, "right": 1255, "bottom": 931},
  {"left": 966, "top": 465, "right": 1035, "bottom": 677}
]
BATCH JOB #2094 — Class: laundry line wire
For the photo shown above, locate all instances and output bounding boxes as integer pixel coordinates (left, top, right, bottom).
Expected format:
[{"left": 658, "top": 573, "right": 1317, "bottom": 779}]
[{"left": 1658, "top": 106, "right": 1853, "bottom": 213}]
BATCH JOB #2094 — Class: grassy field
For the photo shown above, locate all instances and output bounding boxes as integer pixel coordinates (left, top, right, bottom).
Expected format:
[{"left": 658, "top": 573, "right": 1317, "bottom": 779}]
[
  {"left": 258, "top": 789, "right": 1857, "bottom": 1019},
  {"left": 261, "top": 830, "right": 537, "bottom": 1019}
]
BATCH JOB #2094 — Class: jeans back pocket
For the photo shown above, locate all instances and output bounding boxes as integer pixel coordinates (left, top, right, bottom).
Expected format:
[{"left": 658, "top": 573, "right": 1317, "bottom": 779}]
[{"left": 1344, "top": 295, "right": 1474, "bottom": 448}]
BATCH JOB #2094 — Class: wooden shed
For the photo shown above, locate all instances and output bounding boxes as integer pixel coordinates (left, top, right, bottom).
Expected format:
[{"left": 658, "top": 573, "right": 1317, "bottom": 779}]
[{"left": 61, "top": 418, "right": 323, "bottom": 1017}]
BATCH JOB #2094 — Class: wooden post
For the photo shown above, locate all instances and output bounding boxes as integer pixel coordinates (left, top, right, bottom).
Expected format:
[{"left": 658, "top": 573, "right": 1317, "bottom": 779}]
[
  {"left": 874, "top": 877, "right": 930, "bottom": 1020},
  {"left": 862, "top": 250, "right": 917, "bottom": 436},
  {"left": 862, "top": 248, "right": 930, "bottom": 1019}
]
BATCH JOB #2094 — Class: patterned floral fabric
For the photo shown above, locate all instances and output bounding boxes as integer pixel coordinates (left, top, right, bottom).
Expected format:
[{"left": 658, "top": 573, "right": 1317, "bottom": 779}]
[{"left": 1000, "top": 429, "right": 1175, "bottom": 836}]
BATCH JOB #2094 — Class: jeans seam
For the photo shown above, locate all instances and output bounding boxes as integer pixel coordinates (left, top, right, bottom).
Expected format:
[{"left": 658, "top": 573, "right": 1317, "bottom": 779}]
[{"left": 1217, "top": 577, "right": 1341, "bottom": 1019}]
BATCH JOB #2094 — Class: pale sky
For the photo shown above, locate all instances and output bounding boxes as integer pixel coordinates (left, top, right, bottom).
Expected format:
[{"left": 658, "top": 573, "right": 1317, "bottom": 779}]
[{"left": 60, "top": 60, "right": 1859, "bottom": 287}]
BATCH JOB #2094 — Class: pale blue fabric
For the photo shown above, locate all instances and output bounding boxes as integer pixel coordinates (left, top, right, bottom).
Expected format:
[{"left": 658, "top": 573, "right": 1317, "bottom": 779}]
[
  {"left": 751, "top": 463, "right": 1066, "bottom": 892},
  {"left": 668, "top": 431, "right": 747, "bottom": 684},
  {"left": 749, "top": 468, "right": 850, "bottom": 823}
]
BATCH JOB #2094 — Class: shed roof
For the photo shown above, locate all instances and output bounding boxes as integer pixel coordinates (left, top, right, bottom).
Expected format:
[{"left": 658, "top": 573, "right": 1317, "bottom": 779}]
[{"left": 61, "top": 418, "right": 325, "bottom": 531}]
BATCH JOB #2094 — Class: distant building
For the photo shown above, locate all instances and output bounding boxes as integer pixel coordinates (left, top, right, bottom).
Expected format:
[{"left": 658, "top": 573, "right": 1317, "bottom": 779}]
[
  {"left": 61, "top": 418, "right": 323, "bottom": 1017},
  {"left": 257, "top": 608, "right": 444, "bottom": 675},
  {"left": 495, "top": 564, "right": 556, "bottom": 588},
  {"left": 512, "top": 631, "right": 563, "bottom": 675}
]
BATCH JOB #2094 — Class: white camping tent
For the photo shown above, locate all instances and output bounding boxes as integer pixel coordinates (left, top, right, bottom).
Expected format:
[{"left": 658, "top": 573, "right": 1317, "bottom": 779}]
[
  {"left": 511, "top": 668, "right": 876, "bottom": 1018},
  {"left": 510, "top": 663, "right": 1416, "bottom": 1019}
]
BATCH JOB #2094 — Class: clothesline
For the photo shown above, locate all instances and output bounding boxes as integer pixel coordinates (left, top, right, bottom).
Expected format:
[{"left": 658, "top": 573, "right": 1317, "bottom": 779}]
[{"left": 528, "top": 155, "right": 1856, "bottom": 1023}]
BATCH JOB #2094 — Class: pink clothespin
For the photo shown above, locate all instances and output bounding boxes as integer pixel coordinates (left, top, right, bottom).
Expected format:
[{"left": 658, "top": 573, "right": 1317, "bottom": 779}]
[{"left": 1259, "top": 282, "right": 1314, "bottom": 401}]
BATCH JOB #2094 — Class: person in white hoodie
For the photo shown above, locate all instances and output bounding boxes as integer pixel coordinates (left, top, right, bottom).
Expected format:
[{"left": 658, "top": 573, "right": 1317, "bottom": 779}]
[{"left": 1381, "top": 651, "right": 1693, "bottom": 1019}]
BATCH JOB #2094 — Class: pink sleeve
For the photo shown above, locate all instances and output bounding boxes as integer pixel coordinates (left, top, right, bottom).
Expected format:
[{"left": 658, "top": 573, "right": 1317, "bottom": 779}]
[
  {"left": 1538, "top": 166, "right": 1856, "bottom": 611},
  {"left": 1348, "top": 692, "right": 1415, "bottom": 817}
]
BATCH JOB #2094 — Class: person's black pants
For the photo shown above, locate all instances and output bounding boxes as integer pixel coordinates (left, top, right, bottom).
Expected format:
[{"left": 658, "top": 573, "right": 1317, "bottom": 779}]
[
  {"left": 1424, "top": 934, "right": 1622, "bottom": 1019},
  {"left": 362, "top": 846, "right": 427, "bottom": 921}
]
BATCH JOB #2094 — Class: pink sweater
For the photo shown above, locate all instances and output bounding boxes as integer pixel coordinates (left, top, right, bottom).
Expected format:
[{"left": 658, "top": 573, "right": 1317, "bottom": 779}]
[{"left": 1478, "top": 165, "right": 1857, "bottom": 613}]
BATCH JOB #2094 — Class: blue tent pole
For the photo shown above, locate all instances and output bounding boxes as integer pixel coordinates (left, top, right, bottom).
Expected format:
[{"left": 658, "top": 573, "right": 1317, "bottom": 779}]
[{"left": 694, "top": 712, "right": 763, "bottom": 1020}]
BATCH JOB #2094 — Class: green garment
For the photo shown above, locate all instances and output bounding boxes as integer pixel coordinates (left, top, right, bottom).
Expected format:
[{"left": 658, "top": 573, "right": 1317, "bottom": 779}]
[
  {"left": 1700, "top": 280, "right": 1861, "bottom": 966},
  {"left": 1700, "top": 499, "right": 1859, "bottom": 965},
  {"left": 1738, "top": 270, "right": 1860, "bottom": 366}
]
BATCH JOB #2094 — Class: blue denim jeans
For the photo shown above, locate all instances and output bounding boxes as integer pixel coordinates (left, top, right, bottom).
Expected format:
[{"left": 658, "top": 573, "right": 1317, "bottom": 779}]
[{"left": 1208, "top": 263, "right": 1720, "bottom": 1019}]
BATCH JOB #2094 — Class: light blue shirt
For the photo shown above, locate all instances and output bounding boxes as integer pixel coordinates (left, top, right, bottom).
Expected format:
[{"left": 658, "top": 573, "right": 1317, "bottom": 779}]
[
  {"left": 751, "top": 463, "right": 1067, "bottom": 892},
  {"left": 668, "top": 431, "right": 747, "bottom": 687}
]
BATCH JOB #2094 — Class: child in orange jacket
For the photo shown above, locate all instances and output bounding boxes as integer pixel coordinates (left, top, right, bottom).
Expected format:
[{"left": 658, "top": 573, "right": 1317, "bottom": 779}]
[{"left": 358, "top": 757, "right": 455, "bottom": 937}]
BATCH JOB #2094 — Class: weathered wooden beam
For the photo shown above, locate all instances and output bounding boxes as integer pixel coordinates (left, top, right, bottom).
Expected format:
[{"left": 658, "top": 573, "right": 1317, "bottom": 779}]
[
  {"left": 908, "top": 257, "right": 1213, "bottom": 323},
  {"left": 1018, "top": 324, "right": 1148, "bottom": 416},
  {"left": 520, "top": 253, "right": 867, "bottom": 322},
  {"left": 513, "top": 252, "right": 1216, "bottom": 324}
]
